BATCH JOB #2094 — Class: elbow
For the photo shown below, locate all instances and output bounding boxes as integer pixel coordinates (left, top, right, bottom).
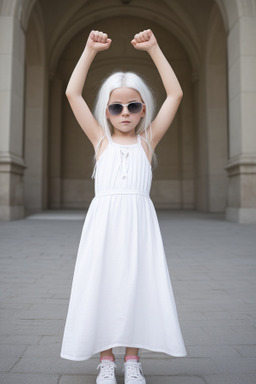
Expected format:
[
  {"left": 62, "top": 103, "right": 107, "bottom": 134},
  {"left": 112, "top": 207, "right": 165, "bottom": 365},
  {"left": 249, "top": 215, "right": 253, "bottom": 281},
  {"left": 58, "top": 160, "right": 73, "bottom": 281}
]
[
  {"left": 175, "top": 90, "right": 183, "bottom": 106},
  {"left": 167, "top": 90, "right": 183, "bottom": 104},
  {"left": 177, "top": 89, "right": 183, "bottom": 100},
  {"left": 65, "top": 87, "right": 81, "bottom": 102},
  {"left": 65, "top": 88, "right": 72, "bottom": 100},
  {"left": 65, "top": 83, "right": 76, "bottom": 100}
]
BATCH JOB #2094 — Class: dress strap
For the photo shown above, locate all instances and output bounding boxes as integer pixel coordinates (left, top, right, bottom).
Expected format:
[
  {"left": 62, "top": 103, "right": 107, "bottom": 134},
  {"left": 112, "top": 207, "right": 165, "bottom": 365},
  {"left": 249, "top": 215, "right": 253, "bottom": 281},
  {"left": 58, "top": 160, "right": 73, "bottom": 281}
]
[
  {"left": 96, "top": 135, "right": 105, "bottom": 149},
  {"left": 138, "top": 134, "right": 149, "bottom": 148},
  {"left": 91, "top": 135, "right": 105, "bottom": 180},
  {"left": 138, "top": 134, "right": 153, "bottom": 153}
]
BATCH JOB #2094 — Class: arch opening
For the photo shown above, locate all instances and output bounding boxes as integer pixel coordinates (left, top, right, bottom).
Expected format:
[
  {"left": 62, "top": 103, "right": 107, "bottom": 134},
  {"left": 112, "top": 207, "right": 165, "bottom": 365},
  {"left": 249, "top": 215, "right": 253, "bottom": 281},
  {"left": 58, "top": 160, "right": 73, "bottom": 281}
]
[{"left": 48, "top": 15, "right": 195, "bottom": 210}]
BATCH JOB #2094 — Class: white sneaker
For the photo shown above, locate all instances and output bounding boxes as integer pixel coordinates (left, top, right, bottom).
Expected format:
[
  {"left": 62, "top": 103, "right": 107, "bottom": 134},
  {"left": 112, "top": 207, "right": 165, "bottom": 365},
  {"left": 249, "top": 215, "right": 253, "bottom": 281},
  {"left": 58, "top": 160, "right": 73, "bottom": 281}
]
[
  {"left": 96, "top": 360, "right": 117, "bottom": 384},
  {"left": 123, "top": 359, "right": 146, "bottom": 384}
]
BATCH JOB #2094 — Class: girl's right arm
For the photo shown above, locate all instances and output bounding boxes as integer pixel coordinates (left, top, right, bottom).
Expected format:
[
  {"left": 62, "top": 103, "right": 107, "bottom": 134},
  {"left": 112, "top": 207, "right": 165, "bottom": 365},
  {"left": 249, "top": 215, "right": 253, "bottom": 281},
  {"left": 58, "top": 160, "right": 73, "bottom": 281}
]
[{"left": 65, "top": 31, "right": 112, "bottom": 146}]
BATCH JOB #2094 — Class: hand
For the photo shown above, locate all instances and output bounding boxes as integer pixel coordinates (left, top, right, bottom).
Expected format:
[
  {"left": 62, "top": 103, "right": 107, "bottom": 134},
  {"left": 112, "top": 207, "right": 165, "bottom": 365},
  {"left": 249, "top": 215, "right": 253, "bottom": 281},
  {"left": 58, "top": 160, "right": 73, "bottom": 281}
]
[
  {"left": 86, "top": 30, "right": 112, "bottom": 52},
  {"left": 131, "top": 29, "right": 158, "bottom": 51}
]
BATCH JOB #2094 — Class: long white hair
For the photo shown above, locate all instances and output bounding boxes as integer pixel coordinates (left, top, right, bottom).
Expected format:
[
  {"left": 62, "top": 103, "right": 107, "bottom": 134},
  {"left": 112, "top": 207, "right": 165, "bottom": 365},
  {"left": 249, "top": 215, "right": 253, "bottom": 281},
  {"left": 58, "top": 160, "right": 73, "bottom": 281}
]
[{"left": 93, "top": 71, "right": 158, "bottom": 171}]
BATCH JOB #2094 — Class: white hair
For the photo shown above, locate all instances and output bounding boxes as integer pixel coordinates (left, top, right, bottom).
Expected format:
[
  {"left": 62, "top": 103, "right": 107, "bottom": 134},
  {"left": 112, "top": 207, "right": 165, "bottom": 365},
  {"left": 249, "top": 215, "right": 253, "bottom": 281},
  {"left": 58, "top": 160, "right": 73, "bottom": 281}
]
[{"left": 93, "top": 71, "right": 158, "bottom": 171}]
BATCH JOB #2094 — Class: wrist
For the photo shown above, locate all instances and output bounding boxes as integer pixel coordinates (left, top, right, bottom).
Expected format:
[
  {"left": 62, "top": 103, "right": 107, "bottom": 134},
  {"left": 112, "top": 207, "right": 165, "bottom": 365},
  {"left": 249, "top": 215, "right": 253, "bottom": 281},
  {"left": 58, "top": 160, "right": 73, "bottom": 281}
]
[
  {"left": 147, "top": 43, "right": 161, "bottom": 56},
  {"left": 83, "top": 45, "right": 98, "bottom": 58}
]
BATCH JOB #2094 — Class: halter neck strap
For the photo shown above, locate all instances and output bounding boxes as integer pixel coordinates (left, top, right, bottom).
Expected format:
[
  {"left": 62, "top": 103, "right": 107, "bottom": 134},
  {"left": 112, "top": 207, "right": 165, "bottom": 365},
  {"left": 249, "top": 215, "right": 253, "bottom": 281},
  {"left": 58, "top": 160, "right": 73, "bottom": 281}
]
[{"left": 109, "top": 134, "right": 140, "bottom": 145}]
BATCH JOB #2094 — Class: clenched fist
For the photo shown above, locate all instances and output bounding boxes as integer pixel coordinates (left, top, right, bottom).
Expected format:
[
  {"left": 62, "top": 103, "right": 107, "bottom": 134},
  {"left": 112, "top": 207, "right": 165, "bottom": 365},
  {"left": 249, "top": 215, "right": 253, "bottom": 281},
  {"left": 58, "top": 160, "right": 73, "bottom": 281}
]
[
  {"left": 131, "top": 29, "right": 158, "bottom": 51},
  {"left": 86, "top": 30, "right": 112, "bottom": 52}
]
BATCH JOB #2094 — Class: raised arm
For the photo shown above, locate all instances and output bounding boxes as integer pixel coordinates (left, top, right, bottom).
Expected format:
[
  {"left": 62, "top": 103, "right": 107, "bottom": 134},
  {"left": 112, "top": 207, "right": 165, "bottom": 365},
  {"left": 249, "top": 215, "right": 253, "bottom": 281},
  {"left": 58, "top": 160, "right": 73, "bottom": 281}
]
[
  {"left": 131, "top": 29, "right": 183, "bottom": 148},
  {"left": 66, "top": 31, "right": 112, "bottom": 146}
]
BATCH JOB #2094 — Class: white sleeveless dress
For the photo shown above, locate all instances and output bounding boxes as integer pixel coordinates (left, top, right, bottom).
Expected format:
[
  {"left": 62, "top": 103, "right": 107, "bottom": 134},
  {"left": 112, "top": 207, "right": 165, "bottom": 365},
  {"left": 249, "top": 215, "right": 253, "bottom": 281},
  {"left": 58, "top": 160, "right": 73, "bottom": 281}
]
[{"left": 60, "top": 134, "right": 186, "bottom": 361}]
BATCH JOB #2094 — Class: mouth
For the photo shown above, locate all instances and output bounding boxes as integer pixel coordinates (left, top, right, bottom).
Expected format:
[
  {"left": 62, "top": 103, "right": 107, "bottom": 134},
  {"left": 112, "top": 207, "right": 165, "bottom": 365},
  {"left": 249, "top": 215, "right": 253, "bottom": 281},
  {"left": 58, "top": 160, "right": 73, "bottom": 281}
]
[{"left": 121, "top": 121, "right": 131, "bottom": 124}]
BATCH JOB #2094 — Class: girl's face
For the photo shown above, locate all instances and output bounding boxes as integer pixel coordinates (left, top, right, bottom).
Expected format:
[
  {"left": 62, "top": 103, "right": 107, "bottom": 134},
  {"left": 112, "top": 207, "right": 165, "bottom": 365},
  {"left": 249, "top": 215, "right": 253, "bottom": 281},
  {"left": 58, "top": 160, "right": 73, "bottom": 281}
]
[{"left": 106, "top": 87, "right": 145, "bottom": 135}]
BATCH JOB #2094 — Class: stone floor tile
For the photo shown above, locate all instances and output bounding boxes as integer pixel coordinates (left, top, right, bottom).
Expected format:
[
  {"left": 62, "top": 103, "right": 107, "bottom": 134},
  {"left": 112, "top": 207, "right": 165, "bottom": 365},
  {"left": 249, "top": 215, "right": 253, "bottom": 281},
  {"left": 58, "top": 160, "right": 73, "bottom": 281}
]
[
  {"left": 187, "top": 345, "right": 241, "bottom": 358},
  {"left": 204, "top": 373, "right": 256, "bottom": 384},
  {"left": 59, "top": 374, "right": 206, "bottom": 384},
  {"left": 59, "top": 375, "right": 122, "bottom": 384},
  {"left": 146, "top": 377, "right": 206, "bottom": 384},
  {"left": 0, "top": 373, "right": 59, "bottom": 384},
  {"left": 235, "top": 345, "right": 256, "bottom": 357}
]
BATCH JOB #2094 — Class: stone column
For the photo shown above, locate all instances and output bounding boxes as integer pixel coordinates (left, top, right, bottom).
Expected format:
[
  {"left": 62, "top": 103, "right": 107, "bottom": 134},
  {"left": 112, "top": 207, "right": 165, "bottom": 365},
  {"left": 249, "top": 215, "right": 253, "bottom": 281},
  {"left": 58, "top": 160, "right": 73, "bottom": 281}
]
[
  {"left": 180, "top": 78, "right": 195, "bottom": 210},
  {"left": 48, "top": 75, "right": 63, "bottom": 208},
  {"left": 225, "top": 14, "right": 256, "bottom": 223},
  {"left": 0, "top": 14, "right": 26, "bottom": 220},
  {"left": 23, "top": 63, "right": 47, "bottom": 215}
]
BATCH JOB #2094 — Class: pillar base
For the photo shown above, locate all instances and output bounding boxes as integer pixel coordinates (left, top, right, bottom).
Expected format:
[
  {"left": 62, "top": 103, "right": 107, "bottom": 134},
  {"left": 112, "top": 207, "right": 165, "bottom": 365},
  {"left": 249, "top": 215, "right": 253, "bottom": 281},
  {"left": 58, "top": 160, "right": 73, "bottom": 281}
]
[
  {"left": 0, "top": 154, "right": 26, "bottom": 221},
  {"left": 226, "top": 207, "right": 256, "bottom": 224},
  {"left": 0, "top": 205, "right": 25, "bottom": 221},
  {"left": 225, "top": 155, "right": 256, "bottom": 224}
]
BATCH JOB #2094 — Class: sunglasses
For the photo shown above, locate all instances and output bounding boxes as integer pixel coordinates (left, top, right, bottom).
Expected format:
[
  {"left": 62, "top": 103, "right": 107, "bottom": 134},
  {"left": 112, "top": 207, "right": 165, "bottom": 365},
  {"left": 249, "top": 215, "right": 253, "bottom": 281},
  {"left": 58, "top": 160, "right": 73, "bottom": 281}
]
[{"left": 107, "top": 102, "right": 144, "bottom": 116}]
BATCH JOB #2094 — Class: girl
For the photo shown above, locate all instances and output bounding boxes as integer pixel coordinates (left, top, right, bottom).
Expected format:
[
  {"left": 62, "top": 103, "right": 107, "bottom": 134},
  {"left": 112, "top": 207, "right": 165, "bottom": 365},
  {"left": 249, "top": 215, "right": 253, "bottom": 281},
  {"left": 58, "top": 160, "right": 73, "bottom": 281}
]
[{"left": 60, "top": 29, "right": 186, "bottom": 384}]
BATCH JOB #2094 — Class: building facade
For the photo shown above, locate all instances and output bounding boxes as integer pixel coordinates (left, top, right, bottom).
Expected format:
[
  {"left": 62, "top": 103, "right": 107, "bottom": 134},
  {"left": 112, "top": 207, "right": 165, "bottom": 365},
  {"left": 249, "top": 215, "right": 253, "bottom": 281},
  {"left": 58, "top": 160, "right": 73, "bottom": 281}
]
[{"left": 0, "top": 0, "right": 256, "bottom": 223}]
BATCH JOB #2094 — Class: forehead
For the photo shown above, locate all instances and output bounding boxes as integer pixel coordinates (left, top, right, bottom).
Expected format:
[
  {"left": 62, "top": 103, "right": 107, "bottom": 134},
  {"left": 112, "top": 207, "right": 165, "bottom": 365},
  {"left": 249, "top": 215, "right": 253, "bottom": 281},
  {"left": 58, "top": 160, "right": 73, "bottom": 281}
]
[{"left": 109, "top": 87, "right": 142, "bottom": 102}]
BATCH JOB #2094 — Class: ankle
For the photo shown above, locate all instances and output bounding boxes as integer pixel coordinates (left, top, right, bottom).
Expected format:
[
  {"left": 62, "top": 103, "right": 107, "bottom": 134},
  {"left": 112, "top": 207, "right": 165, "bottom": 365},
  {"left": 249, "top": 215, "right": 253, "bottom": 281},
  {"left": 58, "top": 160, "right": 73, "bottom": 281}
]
[
  {"left": 124, "top": 355, "right": 139, "bottom": 362},
  {"left": 100, "top": 354, "right": 115, "bottom": 362}
]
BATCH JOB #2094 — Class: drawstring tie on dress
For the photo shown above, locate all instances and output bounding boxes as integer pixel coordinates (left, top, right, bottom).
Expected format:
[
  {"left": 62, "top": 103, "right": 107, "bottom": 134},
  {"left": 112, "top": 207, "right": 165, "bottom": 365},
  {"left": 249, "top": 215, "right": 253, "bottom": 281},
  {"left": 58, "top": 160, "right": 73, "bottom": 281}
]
[
  {"left": 91, "top": 146, "right": 131, "bottom": 180},
  {"left": 120, "top": 148, "right": 129, "bottom": 179}
]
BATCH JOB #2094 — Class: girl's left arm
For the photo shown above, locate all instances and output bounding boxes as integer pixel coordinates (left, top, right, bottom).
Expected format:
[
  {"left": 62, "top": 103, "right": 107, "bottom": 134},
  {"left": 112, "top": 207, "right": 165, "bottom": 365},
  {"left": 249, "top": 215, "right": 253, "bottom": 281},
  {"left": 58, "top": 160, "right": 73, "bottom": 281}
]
[{"left": 131, "top": 29, "right": 183, "bottom": 148}]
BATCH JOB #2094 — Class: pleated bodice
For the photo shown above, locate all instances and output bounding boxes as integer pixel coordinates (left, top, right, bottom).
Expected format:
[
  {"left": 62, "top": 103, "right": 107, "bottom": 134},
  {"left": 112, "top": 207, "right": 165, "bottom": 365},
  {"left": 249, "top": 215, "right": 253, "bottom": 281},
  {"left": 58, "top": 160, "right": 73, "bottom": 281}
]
[{"left": 92, "top": 134, "right": 152, "bottom": 198}]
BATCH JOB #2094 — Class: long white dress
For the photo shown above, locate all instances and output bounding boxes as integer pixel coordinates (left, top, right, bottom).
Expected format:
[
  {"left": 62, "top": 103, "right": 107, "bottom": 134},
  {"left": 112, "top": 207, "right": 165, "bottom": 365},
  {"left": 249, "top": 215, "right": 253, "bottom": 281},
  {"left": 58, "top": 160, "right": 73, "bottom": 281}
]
[{"left": 60, "top": 133, "right": 186, "bottom": 361}]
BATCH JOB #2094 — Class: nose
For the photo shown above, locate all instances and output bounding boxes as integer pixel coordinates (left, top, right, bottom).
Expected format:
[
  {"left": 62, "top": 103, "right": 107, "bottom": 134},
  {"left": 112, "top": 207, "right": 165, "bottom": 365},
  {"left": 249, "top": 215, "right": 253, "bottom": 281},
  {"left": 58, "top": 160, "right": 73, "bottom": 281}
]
[{"left": 122, "top": 106, "right": 129, "bottom": 115}]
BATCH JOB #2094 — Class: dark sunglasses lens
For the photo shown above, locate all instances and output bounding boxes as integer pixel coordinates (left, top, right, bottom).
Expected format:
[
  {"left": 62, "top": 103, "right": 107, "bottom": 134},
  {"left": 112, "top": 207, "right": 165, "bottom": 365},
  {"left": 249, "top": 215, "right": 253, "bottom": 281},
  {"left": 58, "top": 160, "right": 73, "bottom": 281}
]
[
  {"left": 108, "top": 102, "right": 143, "bottom": 115},
  {"left": 128, "top": 102, "right": 142, "bottom": 113},
  {"left": 108, "top": 104, "right": 123, "bottom": 115}
]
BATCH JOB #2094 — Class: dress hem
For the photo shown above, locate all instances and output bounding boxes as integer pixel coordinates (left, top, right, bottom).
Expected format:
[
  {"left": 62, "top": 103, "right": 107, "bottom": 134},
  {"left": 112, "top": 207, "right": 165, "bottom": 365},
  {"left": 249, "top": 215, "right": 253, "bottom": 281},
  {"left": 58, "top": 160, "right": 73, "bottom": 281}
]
[{"left": 60, "top": 342, "right": 187, "bottom": 361}]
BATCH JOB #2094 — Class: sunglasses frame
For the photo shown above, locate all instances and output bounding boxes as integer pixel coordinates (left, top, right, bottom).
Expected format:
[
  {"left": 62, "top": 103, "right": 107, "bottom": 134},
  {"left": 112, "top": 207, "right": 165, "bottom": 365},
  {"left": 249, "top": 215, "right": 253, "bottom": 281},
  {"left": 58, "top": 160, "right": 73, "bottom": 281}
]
[{"left": 107, "top": 102, "right": 145, "bottom": 116}]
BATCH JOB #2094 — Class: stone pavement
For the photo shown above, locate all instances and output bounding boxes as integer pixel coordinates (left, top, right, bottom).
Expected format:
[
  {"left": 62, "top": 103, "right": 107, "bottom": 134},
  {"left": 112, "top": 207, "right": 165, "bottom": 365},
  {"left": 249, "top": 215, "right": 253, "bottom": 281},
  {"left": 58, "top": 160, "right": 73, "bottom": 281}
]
[{"left": 0, "top": 209, "right": 256, "bottom": 384}]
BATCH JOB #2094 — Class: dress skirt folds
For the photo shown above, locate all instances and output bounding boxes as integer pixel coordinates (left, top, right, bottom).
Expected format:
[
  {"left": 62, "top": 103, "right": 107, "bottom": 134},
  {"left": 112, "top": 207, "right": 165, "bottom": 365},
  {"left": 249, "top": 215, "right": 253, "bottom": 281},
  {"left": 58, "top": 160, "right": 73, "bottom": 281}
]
[{"left": 60, "top": 134, "right": 186, "bottom": 361}]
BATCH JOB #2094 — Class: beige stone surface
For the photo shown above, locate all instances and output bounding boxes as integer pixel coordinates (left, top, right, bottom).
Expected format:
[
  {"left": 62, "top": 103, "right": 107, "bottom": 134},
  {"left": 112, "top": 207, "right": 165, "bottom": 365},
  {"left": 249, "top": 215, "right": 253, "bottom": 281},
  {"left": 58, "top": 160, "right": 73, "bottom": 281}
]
[{"left": 0, "top": 0, "right": 256, "bottom": 222}]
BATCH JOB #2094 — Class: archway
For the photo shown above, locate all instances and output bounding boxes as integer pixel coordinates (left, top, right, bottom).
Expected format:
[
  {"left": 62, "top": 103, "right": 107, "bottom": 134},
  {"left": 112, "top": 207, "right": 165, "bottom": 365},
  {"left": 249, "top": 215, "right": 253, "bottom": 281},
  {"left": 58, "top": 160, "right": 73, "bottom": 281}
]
[
  {"left": 2, "top": 0, "right": 242, "bottom": 219},
  {"left": 48, "top": 15, "right": 195, "bottom": 209}
]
